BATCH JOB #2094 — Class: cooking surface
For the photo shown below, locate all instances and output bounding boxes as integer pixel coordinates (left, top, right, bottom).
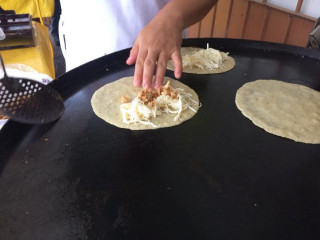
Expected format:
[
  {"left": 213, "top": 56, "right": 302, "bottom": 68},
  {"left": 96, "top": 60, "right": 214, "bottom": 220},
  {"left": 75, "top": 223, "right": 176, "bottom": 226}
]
[{"left": 0, "top": 39, "right": 320, "bottom": 240}]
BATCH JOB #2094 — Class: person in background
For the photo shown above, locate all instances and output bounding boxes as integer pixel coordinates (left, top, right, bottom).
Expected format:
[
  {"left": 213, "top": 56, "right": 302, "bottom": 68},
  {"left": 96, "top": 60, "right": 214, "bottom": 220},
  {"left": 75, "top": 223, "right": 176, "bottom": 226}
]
[
  {"left": 58, "top": 0, "right": 218, "bottom": 88},
  {"left": 51, "top": 0, "right": 61, "bottom": 46}
]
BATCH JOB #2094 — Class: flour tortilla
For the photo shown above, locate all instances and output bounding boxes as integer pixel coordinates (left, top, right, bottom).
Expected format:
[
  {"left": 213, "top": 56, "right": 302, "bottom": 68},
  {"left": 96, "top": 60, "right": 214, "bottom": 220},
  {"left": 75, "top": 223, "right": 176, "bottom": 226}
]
[
  {"left": 167, "top": 47, "right": 235, "bottom": 74},
  {"left": 235, "top": 80, "right": 320, "bottom": 144},
  {"left": 91, "top": 77, "right": 200, "bottom": 130}
]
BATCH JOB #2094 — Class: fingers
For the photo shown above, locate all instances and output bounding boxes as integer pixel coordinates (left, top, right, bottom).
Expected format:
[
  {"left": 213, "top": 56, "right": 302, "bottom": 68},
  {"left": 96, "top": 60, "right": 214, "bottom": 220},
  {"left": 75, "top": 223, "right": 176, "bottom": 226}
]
[
  {"left": 134, "top": 48, "right": 158, "bottom": 89},
  {"left": 134, "top": 50, "right": 181, "bottom": 89},
  {"left": 133, "top": 47, "right": 146, "bottom": 88},
  {"left": 171, "top": 50, "right": 182, "bottom": 79},
  {"left": 129, "top": 40, "right": 181, "bottom": 89},
  {"left": 127, "top": 44, "right": 143, "bottom": 87},
  {"left": 142, "top": 53, "right": 158, "bottom": 89},
  {"left": 126, "top": 44, "right": 138, "bottom": 65},
  {"left": 154, "top": 52, "right": 168, "bottom": 89}
]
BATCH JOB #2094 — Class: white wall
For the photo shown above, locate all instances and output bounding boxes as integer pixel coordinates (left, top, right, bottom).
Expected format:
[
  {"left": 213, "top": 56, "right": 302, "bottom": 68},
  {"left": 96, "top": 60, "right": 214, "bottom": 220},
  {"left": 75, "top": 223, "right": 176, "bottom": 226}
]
[
  {"left": 268, "top": 0, "right": 298, "bottom": 12},
  {"left": 266, "top": 0, "right": 320, "bottom": 18},
  {"left": 301, "top": 0, "right": 320, "bottom": 18}
]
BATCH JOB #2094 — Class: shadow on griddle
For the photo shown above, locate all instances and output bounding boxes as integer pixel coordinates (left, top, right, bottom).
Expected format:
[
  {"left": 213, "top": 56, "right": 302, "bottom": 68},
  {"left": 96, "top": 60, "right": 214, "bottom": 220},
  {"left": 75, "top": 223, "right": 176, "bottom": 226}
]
[{"left": 0, "top": 121, "right": 32, "bottom": 175}]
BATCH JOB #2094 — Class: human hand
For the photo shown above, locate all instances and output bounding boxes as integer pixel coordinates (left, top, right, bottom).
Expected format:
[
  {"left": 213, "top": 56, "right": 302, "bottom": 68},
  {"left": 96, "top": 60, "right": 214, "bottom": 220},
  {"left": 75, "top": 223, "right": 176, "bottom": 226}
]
[{"left": 126, "top": 17, "right": 183, "bottom": 89}]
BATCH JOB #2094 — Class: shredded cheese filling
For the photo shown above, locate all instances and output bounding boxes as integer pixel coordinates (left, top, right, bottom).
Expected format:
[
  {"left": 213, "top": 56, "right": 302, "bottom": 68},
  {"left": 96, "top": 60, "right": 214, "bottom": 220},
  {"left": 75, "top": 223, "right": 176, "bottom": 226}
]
[
  {"left": 182, "top": 46, "right": 230, "bottom": 70},
  {"left": 120, "top": 86, "right": 199, "bottom": 127}
]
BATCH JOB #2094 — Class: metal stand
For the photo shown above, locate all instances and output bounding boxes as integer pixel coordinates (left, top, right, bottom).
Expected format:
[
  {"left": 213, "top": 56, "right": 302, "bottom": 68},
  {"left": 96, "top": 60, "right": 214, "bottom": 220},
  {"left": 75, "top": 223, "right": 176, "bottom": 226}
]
[{"left": 307, "top": 17, "right": 320, "bottom": 49}]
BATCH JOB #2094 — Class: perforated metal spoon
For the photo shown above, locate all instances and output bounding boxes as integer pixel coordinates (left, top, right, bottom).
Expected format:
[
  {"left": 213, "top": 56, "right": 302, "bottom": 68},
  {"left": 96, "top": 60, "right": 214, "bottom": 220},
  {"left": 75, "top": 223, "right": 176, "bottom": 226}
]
[{"left": 0, "top": 55, "right": 64, "bottom": 124}]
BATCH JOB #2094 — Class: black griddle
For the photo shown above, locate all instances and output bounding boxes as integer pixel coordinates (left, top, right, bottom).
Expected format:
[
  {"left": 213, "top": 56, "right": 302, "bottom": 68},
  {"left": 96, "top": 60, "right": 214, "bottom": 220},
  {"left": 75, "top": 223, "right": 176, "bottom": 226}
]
[{"left": 0, "top": 38, "right": 320, "bottom": 240}]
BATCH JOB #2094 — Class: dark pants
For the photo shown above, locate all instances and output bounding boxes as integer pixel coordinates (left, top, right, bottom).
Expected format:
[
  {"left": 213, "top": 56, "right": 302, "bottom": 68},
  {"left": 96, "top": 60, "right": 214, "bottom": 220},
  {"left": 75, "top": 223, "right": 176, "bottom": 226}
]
[{"left": 52, "top": 0, "right": 61, "bottom": 36}]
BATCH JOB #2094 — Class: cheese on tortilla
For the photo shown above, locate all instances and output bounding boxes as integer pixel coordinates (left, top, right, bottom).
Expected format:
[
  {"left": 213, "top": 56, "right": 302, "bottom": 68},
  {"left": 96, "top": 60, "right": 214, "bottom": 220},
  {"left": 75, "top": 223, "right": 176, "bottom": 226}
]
[
  {"left": 120, "top": 84, "right": 198, "bottom": 128},
  {"left": 91, "top": 77, "right": 200, "bottom": 130},
  {"left": 167, "top": 47, "right": 235, "bottom": 74}
]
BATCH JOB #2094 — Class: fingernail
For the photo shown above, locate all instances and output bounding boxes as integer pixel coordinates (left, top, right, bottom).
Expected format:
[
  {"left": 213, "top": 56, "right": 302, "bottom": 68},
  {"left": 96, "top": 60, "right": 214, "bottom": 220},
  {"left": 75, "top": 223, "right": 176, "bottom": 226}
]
[
  {"left": 133, "top": 78, "right": 139, "bottom": 87},
  {"left": 143, "top": 82, "right": 150, "bottom": 89},
  {"left": 175, "top": 72, "right": 182, "bottom": 79},
  {"left": 153, "top": 83, "right": 160, "bottom": 89}
]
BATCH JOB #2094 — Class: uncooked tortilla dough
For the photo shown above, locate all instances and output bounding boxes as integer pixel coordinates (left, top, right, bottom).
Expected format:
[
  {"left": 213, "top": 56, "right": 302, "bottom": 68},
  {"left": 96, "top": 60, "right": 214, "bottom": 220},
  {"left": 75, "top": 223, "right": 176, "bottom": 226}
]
[
  {"left": 167, "top": 47, "right": 235, "bottom": 74},
  {"left": 91, "top": 77, "right": 200, "bottom": 130},
  {"left": 235, "top": 80, "right": 320, "bottom": 144}
]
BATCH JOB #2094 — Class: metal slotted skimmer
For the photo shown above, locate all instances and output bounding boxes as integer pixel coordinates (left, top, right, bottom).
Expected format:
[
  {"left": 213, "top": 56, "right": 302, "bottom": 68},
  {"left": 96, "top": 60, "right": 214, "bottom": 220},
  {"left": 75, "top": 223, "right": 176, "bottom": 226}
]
[{"left": 0, "top": 55, "right": 64, "bottom": 124}]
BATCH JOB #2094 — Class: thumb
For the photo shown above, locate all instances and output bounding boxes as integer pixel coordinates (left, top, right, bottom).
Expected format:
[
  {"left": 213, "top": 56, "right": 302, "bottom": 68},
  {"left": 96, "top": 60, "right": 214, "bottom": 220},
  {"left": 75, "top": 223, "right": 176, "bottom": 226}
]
[{"left": 126, "top": 43, "right": 139, "bottom": 65}]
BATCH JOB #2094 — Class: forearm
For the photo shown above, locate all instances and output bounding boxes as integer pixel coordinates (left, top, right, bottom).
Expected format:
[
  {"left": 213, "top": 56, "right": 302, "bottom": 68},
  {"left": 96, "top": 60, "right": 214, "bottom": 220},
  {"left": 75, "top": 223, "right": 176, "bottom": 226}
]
[{"left": 154, "top": 0, "right": 218, "bottom": 31}]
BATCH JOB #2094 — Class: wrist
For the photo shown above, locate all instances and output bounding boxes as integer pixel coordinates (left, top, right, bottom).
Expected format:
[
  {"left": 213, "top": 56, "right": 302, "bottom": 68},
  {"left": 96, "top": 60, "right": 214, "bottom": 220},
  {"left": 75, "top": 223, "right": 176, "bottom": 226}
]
[{"left": 155, "top": 4, "right": 186, "bottom": 32}]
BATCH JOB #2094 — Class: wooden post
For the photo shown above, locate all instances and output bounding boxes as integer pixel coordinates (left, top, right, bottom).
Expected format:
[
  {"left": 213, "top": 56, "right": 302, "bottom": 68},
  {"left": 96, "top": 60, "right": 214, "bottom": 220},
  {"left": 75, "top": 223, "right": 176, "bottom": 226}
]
[
  {"left": 295, "top": 0, "right": 303, "bottom": 13},
  {"left": 241, "top": 1, "right": 251, "bottom": 38},
  {"left": 284, "top": 15, "right": 293, "bottom": 44},
  {"left": 260, "top": 6, "right": 270, "bottom": 40},
  {"left": 224, "top": 0, "right": 234, "bottom": 38},
  {"left": 211, "top": 5, "right": 217, "bottom": 37}
]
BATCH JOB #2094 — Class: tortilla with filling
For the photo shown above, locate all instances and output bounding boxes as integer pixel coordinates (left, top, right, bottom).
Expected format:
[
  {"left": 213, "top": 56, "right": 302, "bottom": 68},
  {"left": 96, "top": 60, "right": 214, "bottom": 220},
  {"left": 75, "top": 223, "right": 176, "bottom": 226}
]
[
  {"left": 91, "top": 76, "right": 200, "bottom": 130},
  {"left": 167, "top": 47, "right": 235, "bottom": 74},
  {"left": 235, "top": 79, "right": 320, "bottom": 144}
]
